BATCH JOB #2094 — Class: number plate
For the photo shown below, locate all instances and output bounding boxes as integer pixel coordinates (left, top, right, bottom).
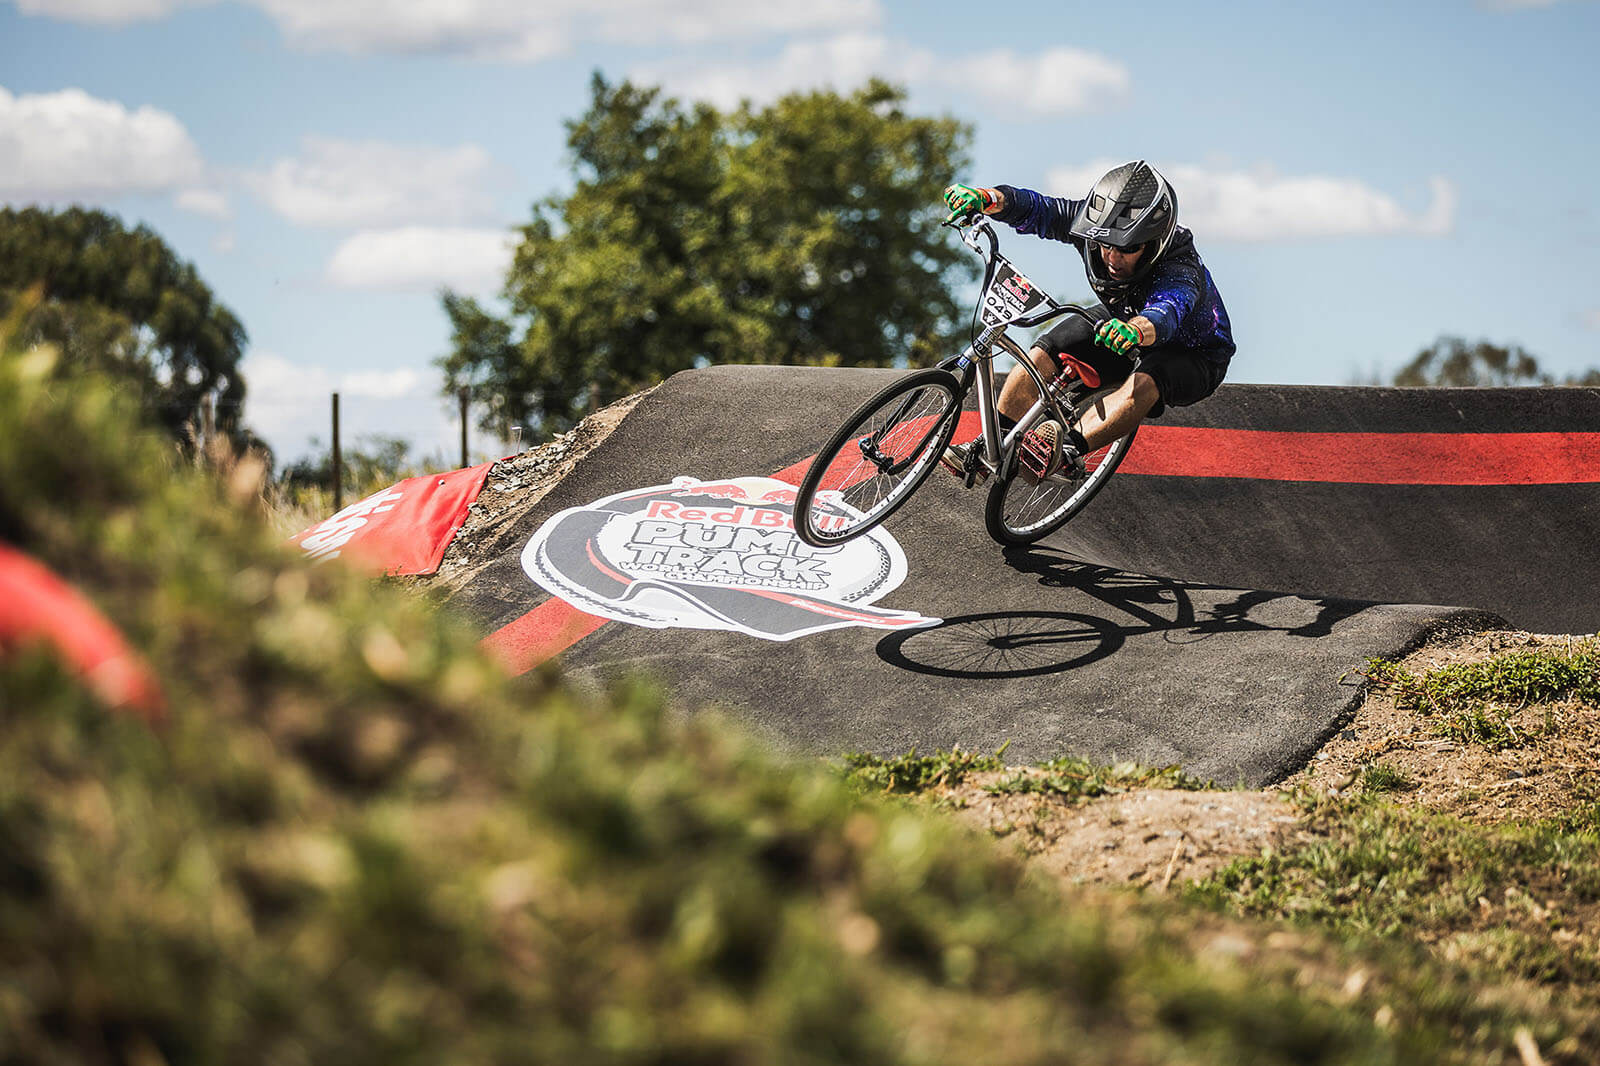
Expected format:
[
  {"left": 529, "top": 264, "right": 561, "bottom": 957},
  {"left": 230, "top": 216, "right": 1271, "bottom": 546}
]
[{"left": 978, "top": 261, "right": 1049, "bottom": 327}]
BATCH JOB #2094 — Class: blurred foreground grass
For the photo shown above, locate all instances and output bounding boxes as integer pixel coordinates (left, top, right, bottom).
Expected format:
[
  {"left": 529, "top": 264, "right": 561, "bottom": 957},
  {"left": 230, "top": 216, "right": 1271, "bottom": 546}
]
[{"left": 0, "top": 318, "right": 1583, "bottom": 1063}]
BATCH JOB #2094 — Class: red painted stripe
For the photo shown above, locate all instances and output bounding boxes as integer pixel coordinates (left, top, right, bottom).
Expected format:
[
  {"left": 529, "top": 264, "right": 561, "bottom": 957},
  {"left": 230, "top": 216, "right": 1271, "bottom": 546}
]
[
  {"left": 1121, "top": 427, "right": 1600, "bottom": 485},
  {"left": 482, "top": 416, "right": 1600, "bottom": 671},
  {"left": 585, "top": 538, "right": 631, "bottom": 586},
  {"left": 772, "top": 411, "right": 982, "bottom": 490},
  {"left": 770, "top": 457, "right": 812, "bottom": 485},
  {"left": 482, "top": 597, "right": 609, "bottom": 675}
]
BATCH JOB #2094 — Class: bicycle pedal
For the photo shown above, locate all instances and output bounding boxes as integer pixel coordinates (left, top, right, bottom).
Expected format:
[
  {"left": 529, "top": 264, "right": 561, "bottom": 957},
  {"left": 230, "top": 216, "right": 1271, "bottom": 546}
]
[{"left": 1019, "top": 426, "right": 1059, "bottom": 479}]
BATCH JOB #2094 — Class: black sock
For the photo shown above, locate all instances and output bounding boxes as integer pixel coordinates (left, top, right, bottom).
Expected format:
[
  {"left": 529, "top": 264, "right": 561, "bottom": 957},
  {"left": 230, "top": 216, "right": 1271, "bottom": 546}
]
[
  {"left": 998, "top": 413, "right": 1017, "bottom": 433},
  {"left": 1066, "top": 427, "right": 1088, "bottom": 453}
]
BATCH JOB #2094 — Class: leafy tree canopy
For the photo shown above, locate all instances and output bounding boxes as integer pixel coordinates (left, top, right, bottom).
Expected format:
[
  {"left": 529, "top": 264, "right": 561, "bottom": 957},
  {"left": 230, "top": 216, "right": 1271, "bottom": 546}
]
[
  {"left": 440, "top": 75, "right": 975, "bottom": 439},
  {"left": 1393, "top": 335, "right": 1600, "bottom": 387},
  {"left": 0, "top": 205, "right": 252, "bottom": 450}
]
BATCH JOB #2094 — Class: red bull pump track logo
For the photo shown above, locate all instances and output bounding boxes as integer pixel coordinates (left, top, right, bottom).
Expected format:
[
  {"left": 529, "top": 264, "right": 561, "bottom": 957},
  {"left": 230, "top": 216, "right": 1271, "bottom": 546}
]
[{"left": 521, "top": 476, "right": 940, "bottom": 641}]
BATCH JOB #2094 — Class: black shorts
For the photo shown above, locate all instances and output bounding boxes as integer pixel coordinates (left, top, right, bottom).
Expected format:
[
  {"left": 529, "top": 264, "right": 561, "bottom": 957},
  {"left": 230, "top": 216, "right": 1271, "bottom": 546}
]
[{"left": 1035, "top": 308, "right": 1228, "bottom": 418}]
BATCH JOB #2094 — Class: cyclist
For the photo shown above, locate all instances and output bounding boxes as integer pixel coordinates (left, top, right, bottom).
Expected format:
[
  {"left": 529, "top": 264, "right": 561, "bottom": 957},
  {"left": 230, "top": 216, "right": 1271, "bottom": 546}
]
[{"left": 939, "top": 161, "right": 1234, "bottom": 480}]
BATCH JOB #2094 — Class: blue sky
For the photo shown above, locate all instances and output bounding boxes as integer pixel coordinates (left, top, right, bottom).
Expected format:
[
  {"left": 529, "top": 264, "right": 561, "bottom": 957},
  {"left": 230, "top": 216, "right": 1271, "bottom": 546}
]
[{"left": 3, "top": 0, "right": 1597, "bottom": 466}]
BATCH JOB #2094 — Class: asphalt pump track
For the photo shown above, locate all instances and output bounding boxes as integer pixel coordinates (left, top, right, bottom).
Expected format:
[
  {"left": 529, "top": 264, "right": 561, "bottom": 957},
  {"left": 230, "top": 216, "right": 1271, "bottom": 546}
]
[{"left": 442, "top": 367, "right": 1600, "bottom": 787}]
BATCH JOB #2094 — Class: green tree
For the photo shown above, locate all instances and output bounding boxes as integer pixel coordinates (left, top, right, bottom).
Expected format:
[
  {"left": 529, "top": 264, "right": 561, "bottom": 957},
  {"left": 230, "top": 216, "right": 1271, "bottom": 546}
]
[
  {"left": 1392, "top": 335, "right": 1600, "bottom": 387},
  {"left": 440, "top": 75, "right": 974, "bottom": 439},
  {"left": 0, "top": 205, "right": 252, "bottom": 450},
  {"left": 1393, "top": 336, "right": 1549, "bottom": 386}
]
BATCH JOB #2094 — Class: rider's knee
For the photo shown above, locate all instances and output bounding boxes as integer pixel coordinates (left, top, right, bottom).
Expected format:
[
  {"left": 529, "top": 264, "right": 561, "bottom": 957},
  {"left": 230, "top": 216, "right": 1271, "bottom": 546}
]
[{"left": 1129, "top": 371, "right": 1162, "bottom": 412}]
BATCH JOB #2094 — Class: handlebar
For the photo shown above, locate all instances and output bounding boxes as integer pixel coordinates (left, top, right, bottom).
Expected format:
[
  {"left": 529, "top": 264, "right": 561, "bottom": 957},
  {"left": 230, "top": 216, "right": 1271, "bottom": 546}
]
[{"left": 944, "top": 214, "right": 1098, "bottom": 331}]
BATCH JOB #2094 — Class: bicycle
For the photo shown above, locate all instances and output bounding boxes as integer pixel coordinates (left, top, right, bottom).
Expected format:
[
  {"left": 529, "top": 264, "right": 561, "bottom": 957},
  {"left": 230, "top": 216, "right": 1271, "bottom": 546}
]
[{"left": 793, "top": 214, "right": 1138, "bottom": 549}]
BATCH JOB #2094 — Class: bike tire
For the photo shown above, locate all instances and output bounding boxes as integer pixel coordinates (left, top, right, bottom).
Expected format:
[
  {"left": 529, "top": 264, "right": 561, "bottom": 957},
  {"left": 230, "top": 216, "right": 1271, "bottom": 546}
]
[
  {"left": 794, "top": 369, "right": 964, "bottom": 547},
  {"left": 983, "top": 386, "right": 1137, "bottom": 547}
]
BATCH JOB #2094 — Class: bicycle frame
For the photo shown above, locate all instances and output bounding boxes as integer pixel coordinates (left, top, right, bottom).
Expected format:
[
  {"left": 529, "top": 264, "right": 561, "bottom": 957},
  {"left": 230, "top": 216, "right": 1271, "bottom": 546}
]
[
  {"left": 794, "top": 215, "right": 1133, "bottom": 549},
  {"left": 932, "top": 216, "right": 1101, "bottom": 483}
]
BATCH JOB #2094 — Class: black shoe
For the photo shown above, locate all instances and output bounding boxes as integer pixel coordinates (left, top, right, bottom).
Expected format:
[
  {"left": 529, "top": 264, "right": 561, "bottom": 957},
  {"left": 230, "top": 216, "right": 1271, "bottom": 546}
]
[{"left": 940, "top": 440, "right": 988, "bottom": 483}]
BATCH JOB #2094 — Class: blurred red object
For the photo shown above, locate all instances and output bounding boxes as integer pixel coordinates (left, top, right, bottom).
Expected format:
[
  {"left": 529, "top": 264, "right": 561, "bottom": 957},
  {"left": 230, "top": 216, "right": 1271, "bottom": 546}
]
[{"left": 0, "top": 543, "right": 166, "bottom": 722}]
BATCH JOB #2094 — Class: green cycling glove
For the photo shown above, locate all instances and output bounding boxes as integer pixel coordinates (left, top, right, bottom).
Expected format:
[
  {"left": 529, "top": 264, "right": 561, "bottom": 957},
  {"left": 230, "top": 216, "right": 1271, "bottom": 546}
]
[
  {"left": 943, "top": 183, "right": 995, "bottom": 223},
  {"left": 1094, "top": 319, "right": 1140, "bottom": 356}
]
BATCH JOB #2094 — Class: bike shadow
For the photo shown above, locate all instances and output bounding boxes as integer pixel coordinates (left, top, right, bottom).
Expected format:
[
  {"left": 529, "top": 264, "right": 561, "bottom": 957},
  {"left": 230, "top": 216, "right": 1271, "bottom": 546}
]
[{"left": 876, "top": 544, "right": 1376, "bottom": 680}]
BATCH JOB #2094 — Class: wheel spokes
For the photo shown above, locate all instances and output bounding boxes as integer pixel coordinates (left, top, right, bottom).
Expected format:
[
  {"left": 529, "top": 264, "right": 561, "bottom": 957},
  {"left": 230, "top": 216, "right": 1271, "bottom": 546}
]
[
  {"left": 813, "top": 386, "right": 952, "bottom": 530},
  {"left": 999, "top": 435, "right": 1125, "bottom": 533},
  {"left": 800, "top": 376, "right": 960, "bottom": 541}
]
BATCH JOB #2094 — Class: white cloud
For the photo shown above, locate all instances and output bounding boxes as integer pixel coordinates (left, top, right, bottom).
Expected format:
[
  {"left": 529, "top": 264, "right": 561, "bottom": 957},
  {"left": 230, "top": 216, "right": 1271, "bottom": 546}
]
[
  {"left": 0, "top": 86, "right": 206, "bottom": 202},
  {"left": 175, "top": 186, "right": 230, "bottom": 217},
  {"left": 256, "top": 0, "right": 883, "bottom": 61},
  {"left": 14, "top": 0, "right": 195, "bottom": 23},
  {"left": 21, "top": 0, "right": 882, "bottom": 60},
  {"left": 592, "top": 0, "right": 881, "bottom": 44},
  {"left": 937, "top": 46, "right": 1129, "bottom": 116},
  {"left": 325, "top": 226, "right": 516, "bottom": 294},
  {"left": 1045, "top": 160, "right": 1457, "bottom": 241},
  {"left": 637, "top": 33, "right": 1126, "bottom": 115},
  {"left": 242, "top": 350, "right": 472, "bottom": 465},
  {"left": 243, "top": 353, "right": 425, "bottom": 402},
  {"left": 250, "top": 137, "right": 497, "bottom": 228},
  {"left": 253, "top": 0, "right": 569, "bottom": 62},
  {"left": 1580, "top": 310, "right": 1600, "bottom": 330},
  {"left": 341, "top": 366, "right": 423, "bottom": 399},
  {"left": 636, "top": 33, "right": 911, "bottom": 109}
]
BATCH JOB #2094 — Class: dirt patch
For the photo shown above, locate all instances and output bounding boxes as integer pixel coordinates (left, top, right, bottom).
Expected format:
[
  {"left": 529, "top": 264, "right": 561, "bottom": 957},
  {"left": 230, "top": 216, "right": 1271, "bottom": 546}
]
[
  {"left": 1297, "top": 629, "right": 1600, "bottom": 825},
  {"left": 923, "top": 627, "right": 1599, "bottom": 894},
  {"left": 941, "top": 780, "right": 1301, "bottom": 892},
  {"left": 413, "top": 388, "right": 654, "bottom": 598}
]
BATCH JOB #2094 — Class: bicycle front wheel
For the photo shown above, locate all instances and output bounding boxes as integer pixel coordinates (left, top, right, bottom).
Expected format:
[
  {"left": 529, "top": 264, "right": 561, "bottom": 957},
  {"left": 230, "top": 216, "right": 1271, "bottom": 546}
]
[
  {"left": 794, "top": 369, "right": 964, "bottom": 547},
  {"left": 983, "top": 387, "right": 1137, "bottom": 547}
]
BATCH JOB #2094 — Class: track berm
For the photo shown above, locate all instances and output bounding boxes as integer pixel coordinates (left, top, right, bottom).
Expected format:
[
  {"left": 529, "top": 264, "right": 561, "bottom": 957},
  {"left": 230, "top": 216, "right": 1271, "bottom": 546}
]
[{"left": 431, "top": 367, "right": 1600, "bottom": 787}]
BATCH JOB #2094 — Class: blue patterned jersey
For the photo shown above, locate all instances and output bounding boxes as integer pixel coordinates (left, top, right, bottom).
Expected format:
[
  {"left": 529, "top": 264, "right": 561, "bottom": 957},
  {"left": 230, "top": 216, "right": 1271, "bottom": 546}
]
[{"left": 993, "top": 184, "right": 1235, "bottom": 364}]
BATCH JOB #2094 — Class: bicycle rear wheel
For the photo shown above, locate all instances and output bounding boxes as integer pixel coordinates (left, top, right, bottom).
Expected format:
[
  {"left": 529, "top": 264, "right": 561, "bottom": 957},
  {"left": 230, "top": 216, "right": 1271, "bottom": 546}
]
[
  {"left": 983, "top": 387, "right": 1137, "bottom": 547},
  {"left": 794, "top": 369, "right": 964, "bottom": 547}
]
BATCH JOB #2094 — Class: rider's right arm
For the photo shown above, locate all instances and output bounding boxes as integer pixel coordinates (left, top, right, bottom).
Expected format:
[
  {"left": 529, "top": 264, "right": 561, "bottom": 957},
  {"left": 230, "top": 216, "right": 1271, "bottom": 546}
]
[{"left": 991, "top": 185, "right": 1082, "bottom": 244}]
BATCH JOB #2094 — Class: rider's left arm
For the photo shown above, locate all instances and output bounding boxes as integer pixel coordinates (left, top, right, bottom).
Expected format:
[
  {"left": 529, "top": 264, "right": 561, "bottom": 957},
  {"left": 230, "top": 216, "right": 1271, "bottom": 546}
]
[
  {"left": 1137, "top": 260, "right": 1205, "bottom": 346},
  {"left": 991, "top": 185, "right": 1081, "bottom": 243}
]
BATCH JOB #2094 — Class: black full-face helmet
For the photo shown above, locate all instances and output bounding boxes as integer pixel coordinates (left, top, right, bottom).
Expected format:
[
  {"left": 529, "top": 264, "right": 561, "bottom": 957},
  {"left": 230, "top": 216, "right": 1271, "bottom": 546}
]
[{"left": 1068, "top": 160, "right": 1178, "bottom": 290}]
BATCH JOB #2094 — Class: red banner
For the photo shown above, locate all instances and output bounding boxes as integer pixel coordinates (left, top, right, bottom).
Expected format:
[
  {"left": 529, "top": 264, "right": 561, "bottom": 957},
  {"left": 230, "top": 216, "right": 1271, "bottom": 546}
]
[
  {"left": 291, "top": 462, "right": 494, "bottom": 576},
  {"left": 0, "top": 543, "right": 165, "bottom": 720}
]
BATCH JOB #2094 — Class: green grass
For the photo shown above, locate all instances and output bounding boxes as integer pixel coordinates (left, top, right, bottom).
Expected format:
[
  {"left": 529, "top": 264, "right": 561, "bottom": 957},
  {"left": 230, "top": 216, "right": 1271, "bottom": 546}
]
[
  {"left": 839, "top": 748, "right": 1212, "bottom": 805},
  {"left": 1187, "top": 792, "right": 1600, "bottom": 1061},
  {"left": 840, "top": 744, "right": 1007, "bottom": 794},
  {"left": 984, "top": 755, "right": 1213, "bottom": 802},
  {"left": 1363, "top": 645, "right": 1600, "bottom": 750},
  {"left": 1361, "top": 763, "right": 1416, "bottom": 794}
]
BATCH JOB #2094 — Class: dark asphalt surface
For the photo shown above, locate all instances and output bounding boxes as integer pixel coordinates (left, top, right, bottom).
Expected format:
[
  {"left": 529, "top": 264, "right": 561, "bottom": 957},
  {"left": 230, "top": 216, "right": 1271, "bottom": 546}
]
[
  {"left": 1064, "top": 383, "right": 1600, "bottom": 635},
  {"left": 445, "top": 367, "right": 1597, "bottom": 786}
]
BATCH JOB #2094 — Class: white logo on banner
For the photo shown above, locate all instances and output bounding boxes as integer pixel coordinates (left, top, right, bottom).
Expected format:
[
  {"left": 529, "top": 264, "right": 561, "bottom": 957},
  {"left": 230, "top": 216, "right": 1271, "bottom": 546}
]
[{"left": 295, "top": 486, "right": 406, "bottom": 562}]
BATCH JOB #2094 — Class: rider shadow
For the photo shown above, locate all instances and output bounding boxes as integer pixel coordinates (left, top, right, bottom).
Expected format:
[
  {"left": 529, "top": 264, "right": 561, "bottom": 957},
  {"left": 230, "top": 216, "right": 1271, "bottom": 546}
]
[{"left": 876, "top": 545, "right": 1375, "bottom": 680}]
